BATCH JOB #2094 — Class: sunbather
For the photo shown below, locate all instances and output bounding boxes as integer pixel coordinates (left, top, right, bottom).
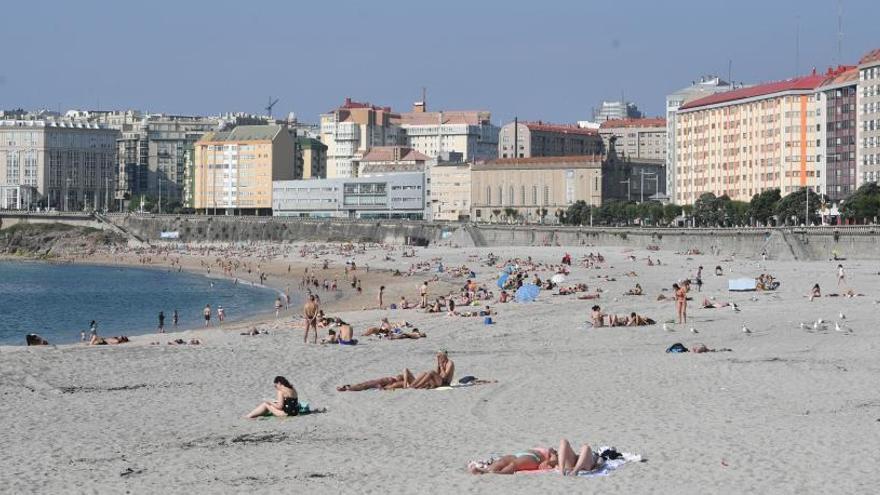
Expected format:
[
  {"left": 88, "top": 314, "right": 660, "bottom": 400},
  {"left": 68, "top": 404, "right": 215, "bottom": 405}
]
[
  {"left": 625, "top": 312, "right": 655, "bottom": 326},
  {"left": 338, "top": 351, "right": 454, "bottom": 391},
  {"left": 322, "top": 318, "right": 357, "bottom": 345},
  {"left": 626, "top": 284, "right": 643, "bottom": 295},
  {"left": 245, "top": 376, "right": 299, "bottom": 418},
  {"left": 89, "top": 335, "right": 129, "bottom": 345},
  {"left": 469, "top": 447, "right": 558, "bottom": 474}
]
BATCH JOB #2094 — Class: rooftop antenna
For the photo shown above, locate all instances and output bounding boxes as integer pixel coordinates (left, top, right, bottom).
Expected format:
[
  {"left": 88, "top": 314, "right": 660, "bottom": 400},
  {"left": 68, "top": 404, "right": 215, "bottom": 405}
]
[
  {"left": 265, "top": 97, "right": 279, "bottom": 118},
  {"left": 837, "top": 0, "right": 844, "bottom": 64},
  {"left": 795, "top": 15, "right": 801, "bottom": 76},
  {"left": 728, "top": 59, "right": 732, "bottom": 88},
  {"left": 422, "top": 86, "right": 427, "bottom": 107}
]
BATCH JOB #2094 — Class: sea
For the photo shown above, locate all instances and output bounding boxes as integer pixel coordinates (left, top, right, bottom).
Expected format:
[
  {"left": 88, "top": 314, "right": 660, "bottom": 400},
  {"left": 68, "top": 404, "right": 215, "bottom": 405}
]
[{"left": 0, "top": 260, "right": 278, "bottom": 345}]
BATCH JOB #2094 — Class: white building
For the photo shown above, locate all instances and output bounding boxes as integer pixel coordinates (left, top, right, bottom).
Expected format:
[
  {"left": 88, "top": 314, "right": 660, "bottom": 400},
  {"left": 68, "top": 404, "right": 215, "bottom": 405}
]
[
  {"left": 273, "top": 172, "right": 429, "bottom": 220},
  {"left": 319, "top": 98, "right": 402, "bottom": 179},
  {"left": 399, "top": 104, "right": 498, "bottom": 161},
  {"left": 665, "top": 76, "right": 733, "bottom": 203}
]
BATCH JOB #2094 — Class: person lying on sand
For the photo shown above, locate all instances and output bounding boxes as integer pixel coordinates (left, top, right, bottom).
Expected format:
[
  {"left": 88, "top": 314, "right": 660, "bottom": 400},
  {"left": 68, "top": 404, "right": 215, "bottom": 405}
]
[
  {"left": 701, "top": 298, "right": 739, "bottom": 310},
  {"left": 385, "top": 329, "right": 427, "bottom": 340},
  {"left": 624, "top": 312, "right": 656, "bottom": 326},
  {"left": 468, "top": 439, "right": 604, "bottom": 475},
  {"left": 245, "top": 376, "right": 299, "bottom": 418},
  {"left": 89, "top": 335, "right": 129, "bottom": 345},
  {"left": 363, "top": 317, "right": 395, "bottom": 336},
  {"left": 241, "top": 328, "right": 268, "bottom": 336},
  {"left": 337, "top": 350, "right": 453, "bottom": 391},
  {"left": 691, "top": 343, "right": 733, "bottom": 353}
]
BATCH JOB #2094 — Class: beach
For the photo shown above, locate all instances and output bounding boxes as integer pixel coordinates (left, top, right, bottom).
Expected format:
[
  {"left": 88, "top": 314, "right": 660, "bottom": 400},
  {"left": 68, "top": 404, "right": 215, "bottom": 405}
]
[{"left": 1, "top": 242, "right": 879, "bottom": 493}]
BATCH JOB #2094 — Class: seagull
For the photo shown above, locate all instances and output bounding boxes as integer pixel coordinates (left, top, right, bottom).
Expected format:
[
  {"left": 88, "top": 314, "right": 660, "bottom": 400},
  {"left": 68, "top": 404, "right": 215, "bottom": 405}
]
[
  {"left": 839, "top": 312, "right": 846, "bottom": 320},
  {"left": 742, "top": 324, "right": 751, "bottom": 334},
  {"left": 834, "top": 322, "right": 851, "bottom": 333},
  {"left": 732, "top": 303, "right": 741, "bottom": 312},
  {"left": 817, "top": 319, "right": 824, "bottom": 325},
  {"left": 690, "top": 327, "right": 698, "bottom": 334},
  {"left": 812, "top": 321, "right": 820, "bottom": 330},
  {"left": 799, "top": 322, "right": 808, "bottom": 330}
]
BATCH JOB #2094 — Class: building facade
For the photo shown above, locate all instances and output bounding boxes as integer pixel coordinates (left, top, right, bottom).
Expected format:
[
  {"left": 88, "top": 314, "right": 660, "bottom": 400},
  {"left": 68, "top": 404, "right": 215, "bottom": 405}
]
[
  {"left": 665, "top": 76, "right": 733, "bottom": 203},
  {"left": 857, "top": 49, "right": 880, "bottom": 186},
  {"left": 674, "top": 72, "right": 829, "bottom": 204},
  {"left": 430, "top": 162, "right": 471, "bottom": 221},
  {"left": 399, "top": 105, "right": 498, "bottom": 161},
  {"left": 470, "top": 156, "right": 603, "bottom": 223},
  {"left": 601, "top": 148, "right": 667, "bottom": 203},
  {"left": 273, "top": 172, "right": 428, "bottom": 220},
  {"left": 598, "top": 118, "right": 666, "bottom": 161},
  {"left": 0, "top": 120, "right": 118, "bottom": 210},
  {"left": 320, "top": 98, "right": 402, "bottom": 178},
  {"left": 593, "top": 100, "right": 642, "bottom": 122},
  {"left": 498, "top": 121, "right": 603, "bottom": 159},
  {"left": 296, "top": 137, "right": 327, "bottom": 179},
  {"left": 192, "top": 125, "right": 295, "bottom": 215},
  {"left": 819, "top": 67, "right": 859, "bottom": 201}
]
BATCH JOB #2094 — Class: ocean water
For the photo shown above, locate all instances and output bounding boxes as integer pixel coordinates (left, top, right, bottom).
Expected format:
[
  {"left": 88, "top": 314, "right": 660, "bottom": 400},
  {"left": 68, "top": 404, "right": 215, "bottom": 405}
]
[{"left": 0, "top": 261, "right": 278, "bottom": 345}]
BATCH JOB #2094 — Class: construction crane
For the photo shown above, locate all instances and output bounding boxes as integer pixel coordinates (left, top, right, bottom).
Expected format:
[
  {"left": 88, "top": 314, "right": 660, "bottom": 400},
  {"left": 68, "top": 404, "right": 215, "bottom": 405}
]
[{"left": 265, "top": 97, "right": 279, "bottom": 118}]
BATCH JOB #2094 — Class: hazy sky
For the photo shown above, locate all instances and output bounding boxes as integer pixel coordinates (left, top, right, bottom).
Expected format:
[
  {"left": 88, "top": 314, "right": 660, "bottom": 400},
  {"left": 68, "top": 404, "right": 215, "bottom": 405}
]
[{"left": 2, "top": 0, "right": 878, "bottom": 124}]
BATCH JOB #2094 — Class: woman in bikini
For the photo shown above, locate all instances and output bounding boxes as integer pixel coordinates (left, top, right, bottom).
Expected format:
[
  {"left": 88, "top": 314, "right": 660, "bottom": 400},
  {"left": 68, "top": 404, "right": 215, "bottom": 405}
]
[
  {"left": 674, "top": 282, "right": 688, "bottom": 323},
  {"left": 245, "top": 376, "right": 299, "bottom": 418},
  {"left": 469, "top": 447, "right": 558, "bottom": 474}
]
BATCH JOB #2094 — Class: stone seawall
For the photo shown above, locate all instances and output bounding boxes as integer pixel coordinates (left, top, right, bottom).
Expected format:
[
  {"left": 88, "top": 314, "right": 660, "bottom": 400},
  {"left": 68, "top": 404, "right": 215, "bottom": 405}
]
[{"left": 5, "top": 212, "right": 880, "bottom": 261}]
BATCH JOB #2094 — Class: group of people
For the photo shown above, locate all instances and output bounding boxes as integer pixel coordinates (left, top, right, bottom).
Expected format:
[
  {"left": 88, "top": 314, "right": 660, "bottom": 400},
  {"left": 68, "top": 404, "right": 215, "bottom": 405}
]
[{"left": 590, "top": 305, "right": 656, "bottom": 327}]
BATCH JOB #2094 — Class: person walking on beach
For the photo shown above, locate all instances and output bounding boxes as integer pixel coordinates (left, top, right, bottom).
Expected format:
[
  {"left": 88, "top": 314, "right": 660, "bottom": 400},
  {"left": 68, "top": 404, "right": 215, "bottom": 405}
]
[
  {"left": 275, "top": 297, "right": 283, "bottom": 318},
  {"left": 837, "top": 264, "right": 846, "bottom": 287},
  {"left": 217, "top": 305, "right": 226, "bottom": 325},
  {"left": 158, "top": 311, "right": 165, "bottom": 333},
  {"left": 674, "top": 282, "right": 688, "bottom": 324},
  {"left": 89, "top": 320, "right": 98, "bottom": 341},
  {"left": 172, "top": 309, "right": 179, "bottom": 328},
  {"left": 203, "top": 304, "right": 212, "bottom": 327},
  {"left": 420, "top": 281, "right": 429, "bottom": 308},
  {"left": 695, "top": 266, "right": 703, "bottom": 292},
  {"left": 378, "top": 285, "right": 385, "bottom": 309},
  {"left": 303, "top": 295, "right": 320, "bottom": 344}
]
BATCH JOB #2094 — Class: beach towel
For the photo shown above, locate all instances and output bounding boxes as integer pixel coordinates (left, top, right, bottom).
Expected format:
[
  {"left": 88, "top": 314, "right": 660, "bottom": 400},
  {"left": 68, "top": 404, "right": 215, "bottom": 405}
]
[
  {"left": 472, "top": 448, "right": 642, "bottom": 477},
  {"left": 728, "top": 278, "right": 757, "bottom": 291}
]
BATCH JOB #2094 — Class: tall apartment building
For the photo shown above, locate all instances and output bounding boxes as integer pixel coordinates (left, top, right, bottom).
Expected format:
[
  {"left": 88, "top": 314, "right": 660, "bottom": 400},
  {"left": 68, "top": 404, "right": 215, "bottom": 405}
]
[
  {"left": 399, "top": 103, "right": 498, "bottom": 161},
  {"left": 593, "top": 100, "right": 642, "bottom": 122},
  {"left": 497, "top": 121, "right": 603, "bottom": 159},
  {"left": 857, "top": 49, "right": 880, "bottom": 185},
  {"left": 117, "top": 115, "right": 219, "bottom": 204},
  {"left": 430, "top": 162, "right": 471, "bottom": 221},
  {"left": 192, "top": 125, "right": 295, "bottom": 215},
  {"left": 598, "top": 118, "right": 666, "bottom": 161},
  {"left": 666, "top": 76, "right": 733, "bottom": 203},
  {"left": 295, "top": 137, "right": 327, "bottom": 179},
  {"left": 818, "top": 67, "right": 859, "bottom": 201},
  {"left": 320, "top": 98, "right": 402, "bottom": 178},
  {"left": 470, "top": 156, "right": 603, "bottom": 223},
  {"left": 675, "top": 72, "right": 829, "bottom": 204},
  {"left": 0, "top": 120, "right": 118, "bottom": 210}
]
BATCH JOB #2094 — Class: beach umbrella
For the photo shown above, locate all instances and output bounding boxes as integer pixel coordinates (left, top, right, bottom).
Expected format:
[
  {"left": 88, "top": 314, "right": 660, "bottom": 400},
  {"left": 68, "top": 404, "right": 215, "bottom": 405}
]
[
  {"left": 515, "top": 283, "right": 540, "bottom": 303},
  {"left": 551, "top": 274, "right": 566, "bottom": 284},
  {"left": 496, "top": 273, "right": 510, "bottom": 289}
]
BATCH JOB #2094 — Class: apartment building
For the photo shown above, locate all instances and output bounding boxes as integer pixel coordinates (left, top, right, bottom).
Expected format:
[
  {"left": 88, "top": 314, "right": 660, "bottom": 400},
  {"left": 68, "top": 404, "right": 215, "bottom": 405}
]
[
  {"left": 665, "top": 76, "right": 733, "bottom": 203},
  {"left": 192, "top": 125, "right": 295, "bottom": 215},
  {"left": 354, "top": 146, "right": 431, "bottom": 176},
  {"left": 593, "top": 100, "right": 642, "bottom": 122},
  {"left": 674, "top": 72, "right": 829, "bottom": 203},
  {"left": 0, "top": 120, "right": 118, "bottom": 210},
  {"left": 470, "top": 156, "right": 602, "bottom": 223},
  {"left": 320, "top": 98, "right": 402, "bottom": 178},
  {"left": 857, "top": 48, "right": 880, "bottom": 185},
  {"left": 598, "top": 118, "right": 666, "bottom": 161},
  {"left": 498, "top": 121, "right": 603, "bottom": 159},
  {"left": 399, "top": 103, "right": 498, "bottom": 161},
  {"left": 296, "top": 137, "right": 327, "bottom": 179},
  {"left": 818, "top": 67, "right": 859, "bottom": 201},
  {"left": 430, "top": 162, "right": 471, "bottom": 221}
]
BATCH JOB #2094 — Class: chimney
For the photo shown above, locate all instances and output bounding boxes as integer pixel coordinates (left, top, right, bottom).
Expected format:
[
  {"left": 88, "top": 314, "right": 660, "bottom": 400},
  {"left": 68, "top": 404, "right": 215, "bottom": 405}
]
[{"left": 412, "top": 101, "right": 426, "bottom": 113}]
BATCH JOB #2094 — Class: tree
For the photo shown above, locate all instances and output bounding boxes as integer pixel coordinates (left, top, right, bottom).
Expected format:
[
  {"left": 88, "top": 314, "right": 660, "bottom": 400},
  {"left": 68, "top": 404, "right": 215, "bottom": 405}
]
[
  {"left": 537, "top": 207, "right": 548, "bottom": 224},
  {"left": 749, "top": 188, "right": 781, "bottom": 226},
  {"left": 726, "top": 200, "right": 751, "bottom": 227},
  {"left": 663, "top": 204, "right": 683, "bottom": 225},
  {"left": 503, "top": 207, "right": 518, "bottom": 223},
  {"left": 490, "top": 209, "right": 501, "bottom": 223},
  {"left": 563, "top": 201, "right": 590, "bottom": 226},
  {"left": 775, "top": 188, "right": 822, "bottom": 225},
  {"left": 693, "top": 193, "right": 724, "bottom": 226},
  {"left": 840, "top": 182, "right": 880, "bottom": 223}
]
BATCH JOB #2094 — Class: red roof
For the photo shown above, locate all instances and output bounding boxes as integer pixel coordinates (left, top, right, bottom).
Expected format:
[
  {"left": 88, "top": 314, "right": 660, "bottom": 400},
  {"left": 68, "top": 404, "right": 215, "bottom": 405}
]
[
  {"left": 680, "top": 73, "right": 828, "bottom": 110},
  {"left": 332, "top": 97, "right": 393, "bottom": 113},
  {"left": 599, "top": 117, "right": 666, "bottom": 129},
  {"left": 859, "top": 48, "right": 880, "bottom": 66},
  {"left": 400, "top": 110, "right": 491, "bottom": 126},
  {"left": 819, "top": 66, "right": 858, "bottom": 87},
  {"left": 518, "top": 121, "right": 597, "bottom": 136},
  {"left": 359, "top": 146, "right": 430, "bottom": 163}
]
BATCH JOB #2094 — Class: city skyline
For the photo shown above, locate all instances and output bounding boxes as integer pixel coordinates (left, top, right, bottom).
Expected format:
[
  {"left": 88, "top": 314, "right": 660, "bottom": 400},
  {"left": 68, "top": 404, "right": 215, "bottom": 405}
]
[{"left": 3, "top": 0, "right": 878, "bottom": 124}]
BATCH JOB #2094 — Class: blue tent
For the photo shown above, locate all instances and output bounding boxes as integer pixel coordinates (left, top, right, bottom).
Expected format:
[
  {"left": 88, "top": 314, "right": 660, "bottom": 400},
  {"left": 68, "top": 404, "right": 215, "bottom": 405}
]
[
  {"left": 496, "top": 273, "right": 510, "bottom": 289},
  {"left": 515, "top": 283, "right": 540, "bottom": 302}
]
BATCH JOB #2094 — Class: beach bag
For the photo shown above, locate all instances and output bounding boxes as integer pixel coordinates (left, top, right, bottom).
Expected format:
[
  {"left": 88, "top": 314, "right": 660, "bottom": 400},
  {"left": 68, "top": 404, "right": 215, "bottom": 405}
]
[
  {"left": 666, "top": 343, "right": 689, "bottom": 353},
  {"left": 483, "top": 317, "right": 494, "bottom": 325}
]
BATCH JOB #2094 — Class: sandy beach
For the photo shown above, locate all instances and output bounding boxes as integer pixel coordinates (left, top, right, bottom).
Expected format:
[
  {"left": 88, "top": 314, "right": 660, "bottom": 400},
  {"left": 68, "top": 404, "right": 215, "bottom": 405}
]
[{"left": 2, "top": 240, "right": 880, "bottom": 493}]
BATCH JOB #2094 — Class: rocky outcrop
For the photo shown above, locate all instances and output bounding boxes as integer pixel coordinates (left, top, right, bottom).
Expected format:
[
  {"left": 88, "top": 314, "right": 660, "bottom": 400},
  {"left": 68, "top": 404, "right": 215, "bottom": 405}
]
[{"left": 0, "top": 223, "right": 126, "bottom": 259}]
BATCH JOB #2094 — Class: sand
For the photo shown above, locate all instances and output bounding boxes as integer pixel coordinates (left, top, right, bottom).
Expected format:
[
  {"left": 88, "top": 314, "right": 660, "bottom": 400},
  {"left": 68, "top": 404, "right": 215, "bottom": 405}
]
[{"left": 1, "top": 241, "right": 879, "bottom": 493}]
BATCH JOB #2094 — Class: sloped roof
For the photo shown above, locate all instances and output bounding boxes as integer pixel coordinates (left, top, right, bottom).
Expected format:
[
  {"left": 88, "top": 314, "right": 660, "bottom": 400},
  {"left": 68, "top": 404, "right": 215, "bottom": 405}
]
[
  {"left": 859, "top": 48, "right": 880, "bottom": 66},
  {"left": 359, "top": 163, "right": 425, "bottom": 175},
  {"left": 599, "top": 118, "right": 666, "bottom": 129},
  {"left": 400, "top": 110, "right": 491, "bottom": 126},
  {"left": 360, "top": 146, "right": 431, "bottom": 163},
  {"left": 514, "top": 121, "right": 598, "bottom": 136},
  {"left": 475, "top": 155, "right": 602, "bottom": 171},
  {"left": 680, "top": 73, "right": 828, "bottom": 110}
]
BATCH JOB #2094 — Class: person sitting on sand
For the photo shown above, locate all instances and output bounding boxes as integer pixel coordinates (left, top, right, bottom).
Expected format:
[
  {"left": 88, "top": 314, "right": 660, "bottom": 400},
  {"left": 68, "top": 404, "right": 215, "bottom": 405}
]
[
  {"left": 89, "top": 335, "right": 130, "bottom": 345},
  {"left": 363, "top": 317, "right": 394, "bottom": 336},
  {"left": 626, "top": 283, "right": 643, "bottom": 295},
  {"left": 322, "top": 318, "right": 357, "bottom": 345},
  {"left": 590, "top": 305, "right": 611, "bottom": 327},
  {"left": 468, "top": 447, "right": 558, "bottom": 474},
  {"left": 498, "top": 290, "right": 510, "bottom": 303},
  {"left": 398, "top": 296, "right": 413, "bottom": 309},
  {"left": 245, "top": 376, "right": 299, "bottom": 418},
  {"left": 715, "top": 265, "right": 723, "bottom": 276},
  {"left": 809, "top": 283, "right": 821, "bottom": 301}
]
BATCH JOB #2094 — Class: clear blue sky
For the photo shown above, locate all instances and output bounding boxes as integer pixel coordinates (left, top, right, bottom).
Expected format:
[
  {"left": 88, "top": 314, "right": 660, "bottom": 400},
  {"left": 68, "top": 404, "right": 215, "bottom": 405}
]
[{"left": 2, "top": 0, "right": 878, "bottom": 124}]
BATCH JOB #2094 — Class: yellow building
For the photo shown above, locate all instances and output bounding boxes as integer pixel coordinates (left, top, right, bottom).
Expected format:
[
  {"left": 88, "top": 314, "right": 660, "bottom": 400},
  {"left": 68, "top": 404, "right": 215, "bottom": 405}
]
[
  {"left": 470, "top": 156, "right": 602, "bottom": 223},
  {"left": 193, "top": 125, "right": 295, "bottom": 215},
  {"left": 430, "top": 162, "right": 472, "bottom": 221},
  {"left": 675, "top": 73, "right": 828, "bottom": 203}
]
